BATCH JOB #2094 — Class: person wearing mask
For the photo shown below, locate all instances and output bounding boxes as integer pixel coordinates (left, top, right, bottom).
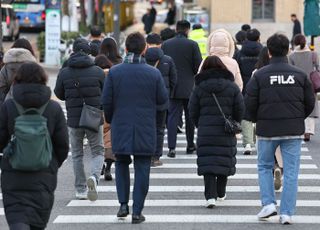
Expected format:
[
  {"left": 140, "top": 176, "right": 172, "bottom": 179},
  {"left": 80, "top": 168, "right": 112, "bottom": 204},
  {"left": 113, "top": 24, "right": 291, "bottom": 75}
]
[
  {"left": 206, "top": 29, "right": 243, "bottom": 91},
  {"left": 189, "top": 55, "right": 244, "bottom": 208},
  {"left": 289, "top": 34, "right": 319, "bottom": 142},
  {"left": 245, "top": 33, "right": 315, "bottom": 225},
  {"left": 189, "top": 24, "right": 208, "bottom": 59},
  {"left": 54, "top": 38, "right": 105, "bottom": 201},
  {"left": 99, "top": 37, "right": 123, "bottom": 65},
  {"left": 145, "top": 33, "right": 177, "bottom": 166},
  {"left": 236, "top": 28, "right": 262, "bottom": 155},
  {"left": 0, "top": 62, "right": 69, "bottom": 230},
  {"left": 162, "top": 20, "right": 202, "bottom": 158},
  {"left": 0, "top": 38, "right": 37, "bottom": 105},
  {"left": 102, "top": 32, "right": 168, "bottom": 224}
]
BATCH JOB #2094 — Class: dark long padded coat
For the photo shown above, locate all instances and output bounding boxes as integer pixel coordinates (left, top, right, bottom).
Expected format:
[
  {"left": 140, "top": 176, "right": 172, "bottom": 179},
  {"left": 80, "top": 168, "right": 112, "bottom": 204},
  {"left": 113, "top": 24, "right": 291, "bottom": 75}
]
[
  {"left": 0, "top": 84, "right": 69, "bottom": 228},
  {"left": 189, "top": 69, "right": 244, "bottom": 176}
]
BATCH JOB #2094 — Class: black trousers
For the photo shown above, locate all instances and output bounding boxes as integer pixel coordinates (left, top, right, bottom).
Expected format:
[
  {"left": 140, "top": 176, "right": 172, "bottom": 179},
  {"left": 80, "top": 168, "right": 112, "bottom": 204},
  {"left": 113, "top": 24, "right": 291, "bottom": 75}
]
[
  {"left": 155, "top": 110, "right": 167, "bottom": 157},
  {"left": 203, "top": 174, "right": 228, "bottom": 200},
  {"left": 9, "top": 223, "right": 44, "bottom": 230}
]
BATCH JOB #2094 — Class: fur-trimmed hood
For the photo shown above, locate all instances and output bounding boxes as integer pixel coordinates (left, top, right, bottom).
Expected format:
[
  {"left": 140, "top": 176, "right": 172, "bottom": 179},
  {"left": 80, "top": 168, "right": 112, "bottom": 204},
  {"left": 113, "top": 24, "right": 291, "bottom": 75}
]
[
  {"left": 3, "top": 48, "right": 36, "bottom": 64},
  {"left": 207, "top": 29, "right": 235, "bottom": 57}
]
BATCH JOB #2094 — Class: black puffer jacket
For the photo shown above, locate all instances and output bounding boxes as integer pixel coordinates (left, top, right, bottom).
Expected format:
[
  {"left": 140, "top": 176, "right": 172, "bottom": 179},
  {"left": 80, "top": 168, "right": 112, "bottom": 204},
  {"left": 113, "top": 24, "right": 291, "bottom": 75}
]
[
  {"left": 189, "top": 69, "right": 244, "bottom": 176},
  {"left": 0, "top": 84, "right": 69, "bottom": 228},
  {"left": 54, "top": 52, "right": 105, "bottom": 127},
  {"left": 245, "top": 57, "right": 315, "bottom": 137},
  {"left": 145, "top": 47, "right": 177, "bottom": 98},
  {"left": 236, "top": 40, "right": 262, "bottom": 94}
]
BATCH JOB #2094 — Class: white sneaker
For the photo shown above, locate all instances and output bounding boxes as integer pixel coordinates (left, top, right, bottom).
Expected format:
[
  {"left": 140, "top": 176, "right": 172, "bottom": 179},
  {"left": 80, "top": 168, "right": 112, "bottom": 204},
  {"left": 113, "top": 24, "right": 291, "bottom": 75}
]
[
  {"left": 243, "top": 144, "right": 252, "bottom": 155},
  {"left": 257, "top": 203, "right": 277, "bottom": 220},
  {"left": 280, "top": 215, "right": 292, "bottom": 225},
  {"left": 205, "top": 199, "right": 216, "bottom": 208},
  {"left": 274, "top": 167, "right": 282, "bottom": 191},
  {"left": 87, "top": 176, "right": 98, "bottom": 201},
  {"left": 217, "top": 194, "right": 227, "bottom": 201},
  {"left": 75, "top": 191, "right": 88, "bottom": 200}
]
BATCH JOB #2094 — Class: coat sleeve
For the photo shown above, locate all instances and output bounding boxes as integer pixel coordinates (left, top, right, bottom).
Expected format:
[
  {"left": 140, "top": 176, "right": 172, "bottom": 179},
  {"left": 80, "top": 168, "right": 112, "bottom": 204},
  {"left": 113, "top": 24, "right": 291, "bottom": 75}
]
[
  {"left": 244, "top": 74, "right": 259, "bottom": 122},
  {"left": 0, "top": 103, "right": 9, "bottom": 152},
  {"left": 188, "top": 87, "right": 200, "bottom": 127},
  {"left": 192, "top": 42, "right": 203, "bottom": 75},
  {"left": 102, "top": 70, "right": 114, "bottom": 123},
  {"left": 232, "top": 87, "right": 245, "bottom": 122},
  {"left": 168, "top": 58, "right": 177, "bottom": 97},
  {"left": 156, "top": 71, "right": 169, "bottom": 111},
  {"left": 0, "top": 67, "right": 9, "bottom": 105},
  {"left": 54, "top": 70, "right": 65, "bottom": 101},
  {"left": 303, "top": 75, "right": 316, "bottom": 118},
  {"left": 51, "top": 103, "right": 69, "bottom": 167}
]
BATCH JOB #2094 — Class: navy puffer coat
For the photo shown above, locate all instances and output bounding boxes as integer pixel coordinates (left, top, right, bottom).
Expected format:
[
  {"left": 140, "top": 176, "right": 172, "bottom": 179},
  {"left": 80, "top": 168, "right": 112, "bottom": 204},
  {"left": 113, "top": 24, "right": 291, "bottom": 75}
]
[{"left": 189, "top": 69, "right": 244, "bottom": 176}]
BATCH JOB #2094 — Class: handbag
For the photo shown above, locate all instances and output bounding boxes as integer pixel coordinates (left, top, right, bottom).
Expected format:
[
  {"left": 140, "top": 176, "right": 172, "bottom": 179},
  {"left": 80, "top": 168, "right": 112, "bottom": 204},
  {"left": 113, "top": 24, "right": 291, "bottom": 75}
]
[
  {"left": 211, "top": 92, "right": 242, "bottom": 135},
  {"left": 310, "top": 52, "right": 320, "bottom": 93},
  {"left": 74, "top": 78, "right": 103, "bottom": 133}
]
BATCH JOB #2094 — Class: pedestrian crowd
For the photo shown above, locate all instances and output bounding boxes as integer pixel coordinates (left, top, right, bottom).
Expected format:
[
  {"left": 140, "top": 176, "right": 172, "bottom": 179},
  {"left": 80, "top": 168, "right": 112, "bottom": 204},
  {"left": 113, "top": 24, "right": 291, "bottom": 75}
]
[{"left": 0, "top": 13, "right": 318, "bottom": 228}]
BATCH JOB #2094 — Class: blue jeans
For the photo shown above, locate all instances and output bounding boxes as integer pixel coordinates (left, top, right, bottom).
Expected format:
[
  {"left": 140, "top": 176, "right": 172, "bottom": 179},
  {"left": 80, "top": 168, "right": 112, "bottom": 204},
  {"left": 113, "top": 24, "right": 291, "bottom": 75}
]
[
  {"left": 257, "top": 138, "right": 302, "bottom": 216},
  {"left": 69, "top": 126, "right": 104, "bottom": 193}
]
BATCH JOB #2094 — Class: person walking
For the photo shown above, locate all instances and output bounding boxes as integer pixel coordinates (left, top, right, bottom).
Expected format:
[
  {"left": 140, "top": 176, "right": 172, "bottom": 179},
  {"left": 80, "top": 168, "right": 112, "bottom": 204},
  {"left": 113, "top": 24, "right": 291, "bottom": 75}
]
[
  {"left": 162, "top": 20, "right": 202, "bottom": 158},
  {"left": 99, "top": 37, "right": 123, "bottom": 65},
  {"left": 142, "top": 8, "right": 155, "bottom": 34},
  {"left": 206, "top": 29, "right": 243, "bottom": 90},
  {"left": 0, "top": 62, "right": 69, "bottom": 230},
  {"left": 189, "top": 24, "right": 208, "bottom": 59},
  {"left": 245, "top": 33, "right": 315, "bottom": 225},
  {"left": 102, "top": 32, "right": 168, "bottom": 224},
  {"left": 236, "top": 29, "right": 262, "bottom": 155},
  {"left": 145, "top": 33, "right": 177, "bottom": 166},
  {"left": 289, "top": 34, "right": 319, "bottom": 142},
  {"left": 189, "top": 56, "right": 244, "bottom": 208},
  {"left": 290, "top": 14, "right": 301, "bottom": 48},
  {"left": 0, "top": 38, "right": 37, "bottom": 105},
  {"left": 54, "top": 38, "right": 105, "bottom": 201},
  {"left": 165, "top": 3, "right": 176, "bottom": 26}
]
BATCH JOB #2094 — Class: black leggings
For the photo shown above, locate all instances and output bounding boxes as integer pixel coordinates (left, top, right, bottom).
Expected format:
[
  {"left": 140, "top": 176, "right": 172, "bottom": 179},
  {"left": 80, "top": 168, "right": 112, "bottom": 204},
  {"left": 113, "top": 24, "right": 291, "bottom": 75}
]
[
  {"left": 204, "top": 174, "right": 228, "bottom": 200},
  {"left": 9, "top": 223, "right": 44, "bottom": 230}
]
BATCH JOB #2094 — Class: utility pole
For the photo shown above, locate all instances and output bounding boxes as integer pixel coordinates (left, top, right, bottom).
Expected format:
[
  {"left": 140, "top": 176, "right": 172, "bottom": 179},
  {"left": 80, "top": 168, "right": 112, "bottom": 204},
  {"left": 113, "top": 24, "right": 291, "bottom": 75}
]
[
  {"left": 113, "top": 0, "right": 120, "bottom": 46},
  {"left": 0, "top": 0, "right": 3, "bottom": 53}
]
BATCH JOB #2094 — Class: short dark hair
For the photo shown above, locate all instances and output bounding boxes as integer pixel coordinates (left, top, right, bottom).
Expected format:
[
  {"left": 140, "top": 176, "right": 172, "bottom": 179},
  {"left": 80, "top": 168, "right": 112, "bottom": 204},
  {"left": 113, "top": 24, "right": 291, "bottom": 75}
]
[
  {"left": 90, "top": 25, "right": 101, "bottom": 37},
  {"left": 192, "top": 24, "right": 202, "bottom": 30},
  {"left": 176, "top": 20, "right": 191, "bottom": 33},
  {"left": 11, "top": 38, "right": 35, "bottom": 56},
  {"left": 247, "top": 29, "right": 260, "bottom": 41},
  {"left": 293, "top": 34, "right": 306, "bottom": 50},
  {"left": 90, "top": 42, "right": 100, "bottom": 57},
  {"left": 160, "top": 28, "right": 176, "bottom": 41},
  {"left": 241, "top": 24, "right": 251, "bottom": 32},
  {"left": 14, "top": 62, "right": 48, "bottom": 85},
  {"left": 146, "top": 33, "right": 162, "bottom": 45},
  {"left": 291, "top": 14, "right": 297, "bottom": 18},
  {"left": 94, "top": 54, "right": 113, "bottom": 69},
  {"left": 235, "top": 31, "right": 246, "bottom": 44},
  {"left": 267, "top": 33, "right": 289, "bottom": 57},
  {"left": 73, "top": 38, "right": 91, "bottom": 54},
  {"left": 125, "top": 32, "right": 146, "bottom": 54}
]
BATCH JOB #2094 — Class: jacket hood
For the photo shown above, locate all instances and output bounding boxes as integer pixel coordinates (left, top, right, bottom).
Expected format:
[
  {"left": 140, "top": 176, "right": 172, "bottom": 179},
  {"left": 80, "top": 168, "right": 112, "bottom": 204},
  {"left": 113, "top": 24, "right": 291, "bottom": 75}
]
[
  {"left": 68, "top": 52, "right": 95, "bottom": 68},
  {"left": 195, "top": 69, "right": 235, "bottom": 92},
  {"left": 207, "top": 29, "right": 235, "bottom": 57},
  {"left": 241, "top": 40, "right": 262, "bottom": 56},
  {"left": 145, "top": 47, "right": 164, "bottom": 63},
  {"left": 3, "top": 48, "right": 36, "bottom": 64},
  {"left": 12, "top": 83, "right": 51, "bottom": 108}
]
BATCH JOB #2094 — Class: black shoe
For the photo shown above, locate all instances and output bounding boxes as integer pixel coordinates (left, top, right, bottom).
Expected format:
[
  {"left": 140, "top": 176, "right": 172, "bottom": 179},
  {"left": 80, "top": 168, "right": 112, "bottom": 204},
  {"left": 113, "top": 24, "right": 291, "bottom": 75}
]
[
  {"left": 167, "top": 149, "right": 176, "bottom": 158},
  {"left": 117, "top": 204, "right": 129, "bottom": 218},
  {"left": 104, "top": 168, "right": 113, "bottom": 181},
  {"left": 186, "top": 146, "right": 196, "bottom": 154},
  {"left": 100, "top": 163, "right": 105, "bottom": 175},
  {"left": 132, "top": 214, "right": 145, "bottom": 224}
]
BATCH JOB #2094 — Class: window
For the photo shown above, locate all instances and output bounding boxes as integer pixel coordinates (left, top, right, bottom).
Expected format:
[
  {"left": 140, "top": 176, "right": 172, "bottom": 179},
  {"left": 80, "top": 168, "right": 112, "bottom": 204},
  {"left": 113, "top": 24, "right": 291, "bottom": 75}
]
[{"left": 252, "top": 0, "right": 274, "bottom": 21}]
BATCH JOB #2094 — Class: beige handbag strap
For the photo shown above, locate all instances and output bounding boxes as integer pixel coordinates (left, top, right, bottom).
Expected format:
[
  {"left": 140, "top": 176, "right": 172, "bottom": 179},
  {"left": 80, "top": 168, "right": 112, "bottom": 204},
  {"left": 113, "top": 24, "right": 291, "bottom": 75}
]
[{"left": 154, "top": 60, "right": 160, "bottom": 68}]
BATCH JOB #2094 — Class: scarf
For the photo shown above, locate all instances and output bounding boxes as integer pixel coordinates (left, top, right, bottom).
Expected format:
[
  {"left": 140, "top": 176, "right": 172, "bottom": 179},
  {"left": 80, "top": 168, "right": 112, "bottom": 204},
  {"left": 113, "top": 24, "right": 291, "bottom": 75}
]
[{"left": 123, "top": 52, "right": 146, "bottom": 64}]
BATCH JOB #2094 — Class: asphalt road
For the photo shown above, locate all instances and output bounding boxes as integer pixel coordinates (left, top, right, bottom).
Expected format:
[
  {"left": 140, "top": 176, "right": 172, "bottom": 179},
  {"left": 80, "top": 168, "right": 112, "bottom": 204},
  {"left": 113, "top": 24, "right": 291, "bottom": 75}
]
[{"left": 1, "top": 72, "right": 320, "bottom": 230}]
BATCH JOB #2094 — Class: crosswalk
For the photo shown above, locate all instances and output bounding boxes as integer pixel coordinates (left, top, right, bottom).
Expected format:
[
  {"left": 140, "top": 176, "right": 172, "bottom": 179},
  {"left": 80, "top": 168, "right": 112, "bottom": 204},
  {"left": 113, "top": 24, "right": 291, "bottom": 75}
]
[
  {"left": 1, "top": 103, "right": 319, "bottom": 228},
  {"left": 51, "top": 127, "right": 320, "bottom": 226}
]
